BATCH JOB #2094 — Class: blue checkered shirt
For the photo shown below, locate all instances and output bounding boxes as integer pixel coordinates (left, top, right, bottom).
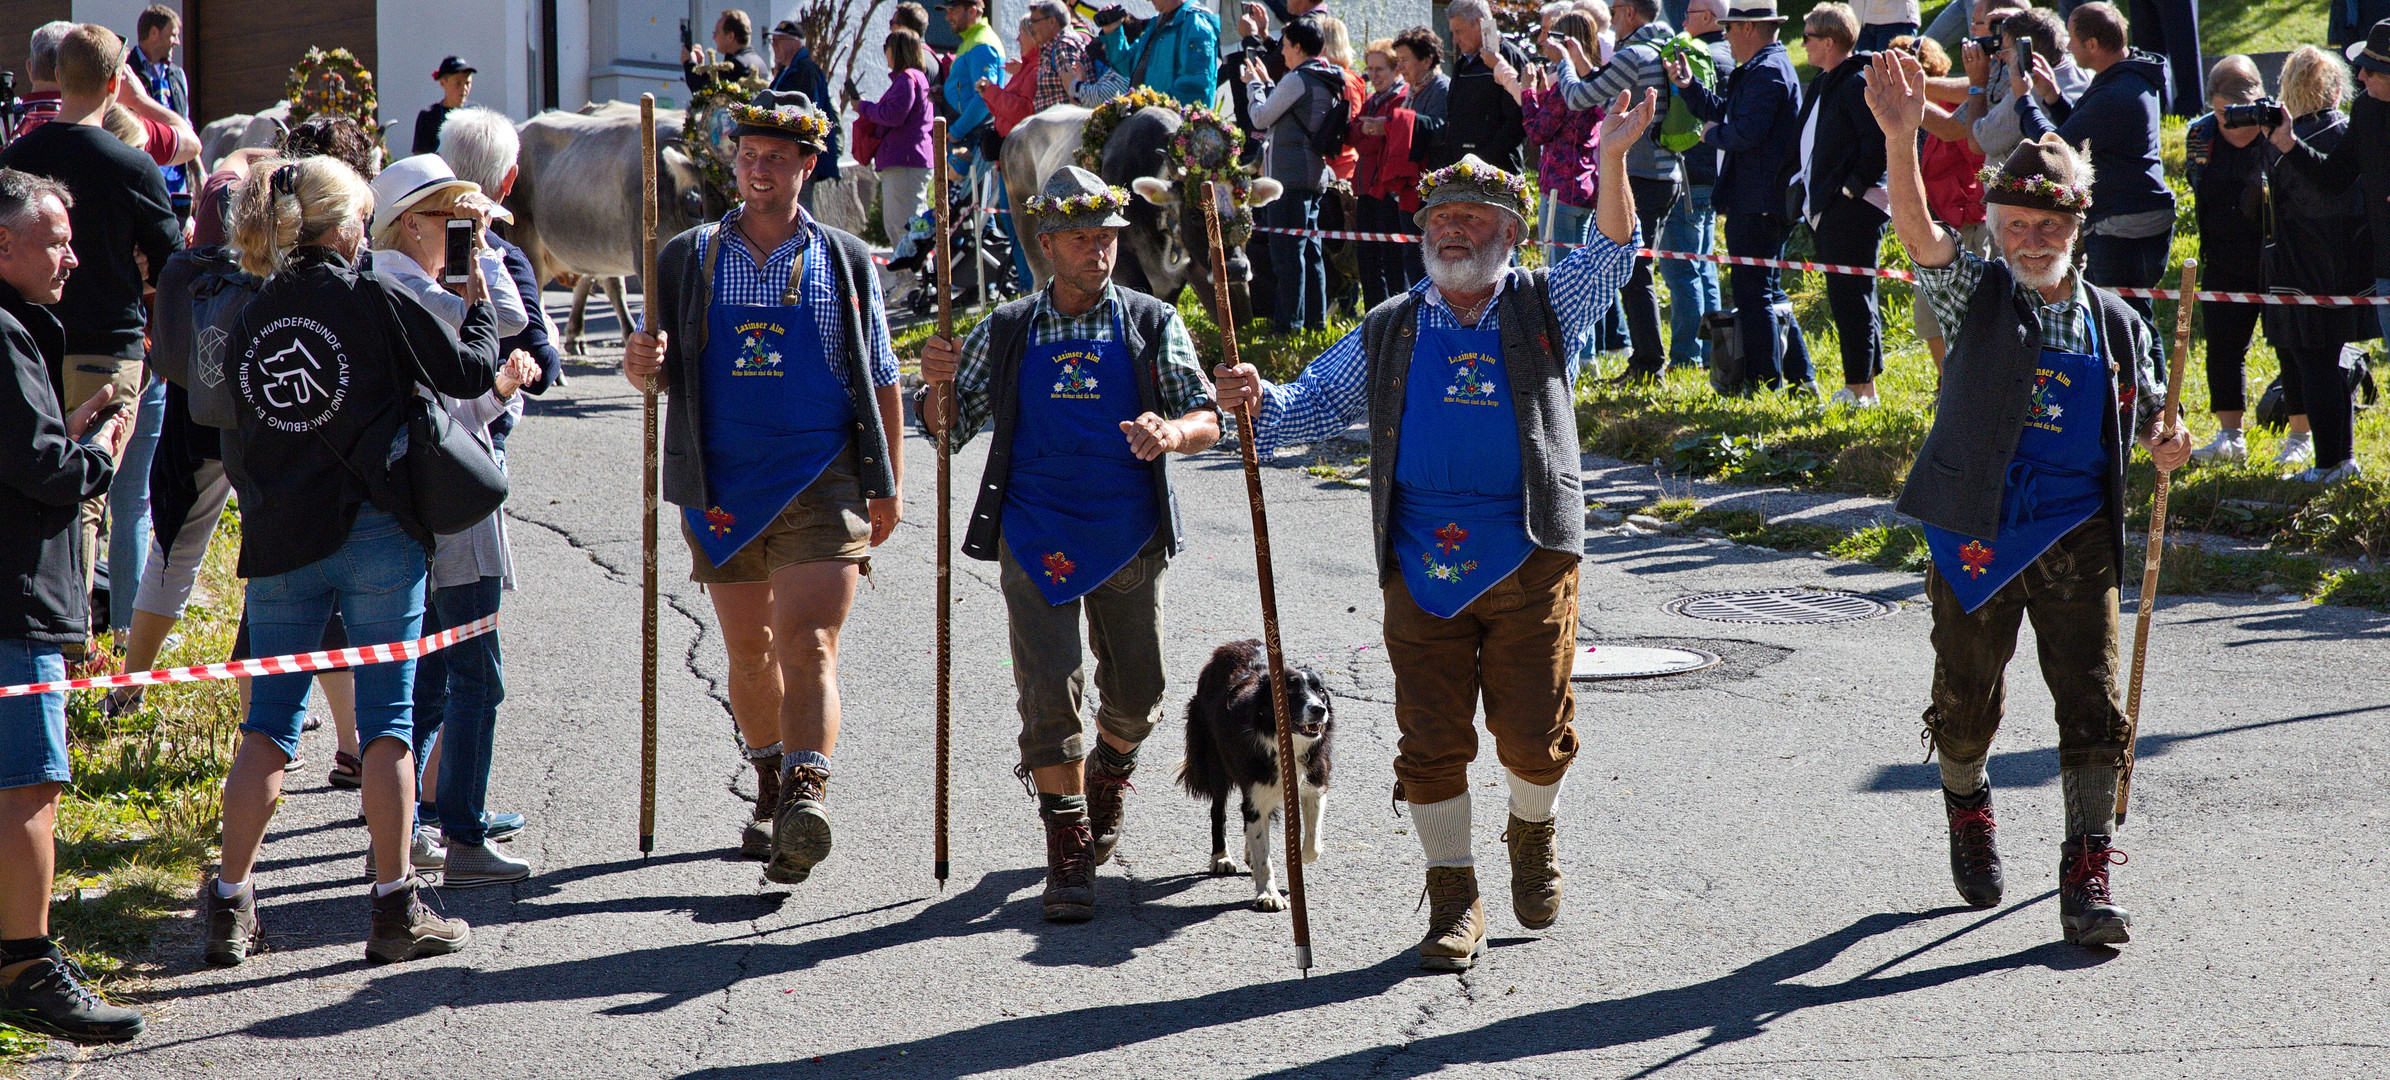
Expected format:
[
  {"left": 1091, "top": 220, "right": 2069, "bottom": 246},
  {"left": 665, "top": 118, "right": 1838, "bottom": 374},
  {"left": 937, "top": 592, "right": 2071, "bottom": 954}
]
[
  {"left": 1252, "top": 228, "right": 1639, "bottom": 455},
  {"left": 695, "top": 205, "right": 900, "bottom": 390}
]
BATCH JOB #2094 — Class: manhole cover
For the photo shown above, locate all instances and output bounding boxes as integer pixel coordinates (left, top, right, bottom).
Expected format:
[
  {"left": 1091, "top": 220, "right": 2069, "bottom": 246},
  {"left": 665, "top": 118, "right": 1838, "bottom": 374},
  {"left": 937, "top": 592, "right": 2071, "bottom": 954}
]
[
  {"left": 1570, "top": 644, "right": 1722, "bottom": 681},
  {"left": 1662, "top": 588, "right": 1896, "bottom": 625}
]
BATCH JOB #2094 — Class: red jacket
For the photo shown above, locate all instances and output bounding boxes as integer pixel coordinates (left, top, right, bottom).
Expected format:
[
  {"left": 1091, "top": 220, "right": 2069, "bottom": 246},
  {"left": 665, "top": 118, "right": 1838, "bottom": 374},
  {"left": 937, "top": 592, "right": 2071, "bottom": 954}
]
[
  {"left": 984, "top": 43, "right": 1043, "bottom": 137},
  {"left": 1354, "top": 85, "right": 1421, "bottom": 206},
  {"left": 1921, "top": 133, "right": 1986, "bottom": 228}
]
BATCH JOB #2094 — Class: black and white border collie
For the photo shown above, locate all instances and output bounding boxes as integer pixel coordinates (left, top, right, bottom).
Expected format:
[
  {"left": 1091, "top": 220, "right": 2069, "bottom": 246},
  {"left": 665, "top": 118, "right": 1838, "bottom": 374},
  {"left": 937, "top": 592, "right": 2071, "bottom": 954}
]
[{"left": 1176, "top": 639, "right": 1333, "bottom": 911}]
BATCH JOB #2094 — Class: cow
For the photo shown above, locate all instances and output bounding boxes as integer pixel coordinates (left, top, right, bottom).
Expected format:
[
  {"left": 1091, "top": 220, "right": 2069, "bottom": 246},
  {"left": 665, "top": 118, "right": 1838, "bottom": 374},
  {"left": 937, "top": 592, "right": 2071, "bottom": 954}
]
[
  {"left": 507, "top": 101, "right": 727, "bottom": 353},
  {"left": 1001, "top": 104, "right": 1279, "bottom": 313},
  {"left": 196, "top": 101, "right": 291, "bottom": 171}
]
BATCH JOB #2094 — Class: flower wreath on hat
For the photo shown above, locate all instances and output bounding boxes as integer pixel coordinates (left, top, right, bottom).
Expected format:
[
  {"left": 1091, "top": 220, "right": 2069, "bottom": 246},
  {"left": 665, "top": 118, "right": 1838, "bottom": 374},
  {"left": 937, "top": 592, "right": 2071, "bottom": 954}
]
[
  {"left": 1976, "top": 167, "right": 2092, "bottom": 214},
  {"left": 1417, "top": 160, "right": 1530, "bottom": 204},
  {"left": 1025, "top": 188, "right": 1133, "bottom": 218},
  {"left": 729, "top": 102, "right": 832, "bottom": 143}
]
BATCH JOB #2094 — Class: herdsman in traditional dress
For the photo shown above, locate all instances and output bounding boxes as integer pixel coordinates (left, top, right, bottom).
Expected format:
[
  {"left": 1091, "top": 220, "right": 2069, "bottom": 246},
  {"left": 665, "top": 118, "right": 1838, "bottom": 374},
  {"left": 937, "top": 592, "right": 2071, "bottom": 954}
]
[
  {"left": 918, "top": 167, "right": 1221, "bottom": 923},
  {"left": 1215, "top": 91, "right": 1657, "bottom": 971},
  {"left": 623, "top": 90, "right": 907, "bottom": 885},
  {"left": 1865, "top": 51, "right": 2189, "bottom": 945}
]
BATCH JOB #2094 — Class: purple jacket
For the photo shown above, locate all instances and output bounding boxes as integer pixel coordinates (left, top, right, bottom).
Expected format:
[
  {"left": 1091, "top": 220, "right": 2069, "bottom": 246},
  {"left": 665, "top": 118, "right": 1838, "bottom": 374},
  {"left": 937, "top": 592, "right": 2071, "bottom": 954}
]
[
  {"left": 857, "top": 68, "right": 934, "bottom": 170},
  {"left": 1521, "top": 85, "right": 1600, "bottom": 209}
]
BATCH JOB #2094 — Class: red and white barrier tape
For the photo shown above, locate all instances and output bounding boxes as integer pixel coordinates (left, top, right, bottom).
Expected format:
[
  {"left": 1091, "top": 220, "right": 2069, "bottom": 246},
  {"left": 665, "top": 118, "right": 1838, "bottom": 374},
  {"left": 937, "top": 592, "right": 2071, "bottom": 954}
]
[
  {"left": 1250, "top": 226, "right": 2390, "bottom": 306},
  {"left": 0, "top": 614, "right": 500, "bottom": 699}
]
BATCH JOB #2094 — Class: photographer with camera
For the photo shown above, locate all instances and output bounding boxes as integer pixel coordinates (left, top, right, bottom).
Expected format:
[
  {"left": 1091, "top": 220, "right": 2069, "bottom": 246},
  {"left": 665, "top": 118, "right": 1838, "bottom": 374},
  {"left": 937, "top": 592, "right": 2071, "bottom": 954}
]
[
  {"left": 2279, "top": 21, "right": 2390, "bottom": 405},
  {"left": 2012, "top": 2, "right": 2174, "bottom": 322},
  {"left": 2182, "top": 56, "right": 2269, "bottom": 465},
  {"left": 1964, "top": 6, "right": 2083, "bottom": 166}
]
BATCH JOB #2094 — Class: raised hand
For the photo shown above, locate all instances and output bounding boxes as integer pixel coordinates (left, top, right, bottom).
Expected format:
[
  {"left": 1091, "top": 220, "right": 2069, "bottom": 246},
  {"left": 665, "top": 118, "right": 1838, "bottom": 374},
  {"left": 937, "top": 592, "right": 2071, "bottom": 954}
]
[
  {"left": 1865, "top": 49, "right": 1926, "bottom": 138},
  {"left": 1597, "top": 87, "right": 1657, "bottom": 148}
]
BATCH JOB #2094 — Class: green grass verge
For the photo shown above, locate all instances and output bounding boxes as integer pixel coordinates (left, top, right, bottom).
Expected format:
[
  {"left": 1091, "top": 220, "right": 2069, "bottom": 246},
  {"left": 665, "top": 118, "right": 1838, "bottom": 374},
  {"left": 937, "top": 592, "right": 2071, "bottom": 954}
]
[{"left": 2, "top": 515, "right": 246, "bottom": 1069}]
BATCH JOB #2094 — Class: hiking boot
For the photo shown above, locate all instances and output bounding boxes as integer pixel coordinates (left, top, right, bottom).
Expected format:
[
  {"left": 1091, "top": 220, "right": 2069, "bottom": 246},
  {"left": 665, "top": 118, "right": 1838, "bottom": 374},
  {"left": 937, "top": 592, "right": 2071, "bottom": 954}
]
[
  {"left": 365, "top": 877, "right": 471, "bottom": 963},
  {"left": 1084, "top": 760, "right": 1135, "bottom": 866},
  {"left": 2059, "top": 835, "right": 2132, "bottom": 946},
  {"left": 1944, "top": 785, "right": 2004, "bottom": 908},
  {"left": 1501, "top": 814, "right": 1562, "bottom": 930},
  {"left": 767, "top": 763, "right": 832, "bottom": 885},
  {"left": 1041, "top": 810, "right": 1097, "bottom": 923},
  {"left": 0, "top": 955, "right": 144, "bottom": 1045},
  {"left": 1417, "top": 865, "right": 1486, "bottom": 971},
  {"left": 742, "top": 753, "right": 781, "bottom": 861},
  {"left": 441, "top": 841, "right": 531, "bottom": 888},
  {"left": 201, "top": 877, "right": 260, "bottom": 968}
]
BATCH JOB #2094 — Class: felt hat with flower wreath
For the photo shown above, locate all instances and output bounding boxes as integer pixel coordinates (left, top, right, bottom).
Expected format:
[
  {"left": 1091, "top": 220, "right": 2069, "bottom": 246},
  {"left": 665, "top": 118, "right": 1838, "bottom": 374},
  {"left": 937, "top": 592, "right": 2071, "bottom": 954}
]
[
  {"left": 1980, "top": 133, "right": 2095, "bottom": 216},
  {"left": 1026, "top": 166, "right": 1133, "bottom": 234},
  {"left": 1414, "top": 154, "right": 1531, "bottom": 230},
  {"left": 729, "top": 89, "right": 832, "bottom": 153}
]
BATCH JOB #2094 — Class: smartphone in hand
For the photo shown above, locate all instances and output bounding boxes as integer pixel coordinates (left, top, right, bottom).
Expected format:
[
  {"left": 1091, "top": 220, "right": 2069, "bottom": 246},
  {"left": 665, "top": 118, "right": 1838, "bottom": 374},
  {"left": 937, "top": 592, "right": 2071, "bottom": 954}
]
[{"left": 443, "top": 218, "right": 473, "bottom": 286}]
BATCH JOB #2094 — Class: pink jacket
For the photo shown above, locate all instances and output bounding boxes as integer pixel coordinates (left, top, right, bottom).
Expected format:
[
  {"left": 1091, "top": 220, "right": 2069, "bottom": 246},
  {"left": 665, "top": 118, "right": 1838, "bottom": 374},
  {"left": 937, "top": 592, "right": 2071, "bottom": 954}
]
[{"left": 855, "top": 68, "right": 935, "bottom": 170}]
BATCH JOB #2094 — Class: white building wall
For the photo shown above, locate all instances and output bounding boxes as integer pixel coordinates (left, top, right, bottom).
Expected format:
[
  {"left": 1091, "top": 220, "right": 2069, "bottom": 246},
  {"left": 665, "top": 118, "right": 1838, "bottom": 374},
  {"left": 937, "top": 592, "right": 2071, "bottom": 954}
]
[
  {"left": 381, "top": 0, "right": 536, "bottom": 134},
  {"left": 71, "top": 0, "right": 182, "bottom": 48}
]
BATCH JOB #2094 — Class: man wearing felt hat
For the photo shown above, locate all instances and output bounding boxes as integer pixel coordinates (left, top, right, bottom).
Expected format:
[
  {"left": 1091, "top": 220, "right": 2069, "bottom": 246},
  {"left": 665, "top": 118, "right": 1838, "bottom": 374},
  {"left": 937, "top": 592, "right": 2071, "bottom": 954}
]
[
  {"left": 917, "top": 166, "right": 1222, "bottom": 923},
  {"left": 1214, "top": 91, "right": 1658, "bottom": 972},
  {"left": 1867, "top": 49, "right": 2190, "bottom": 947},
  {"left": 622, "top": 90, "right": 906, "bottom": 887}
]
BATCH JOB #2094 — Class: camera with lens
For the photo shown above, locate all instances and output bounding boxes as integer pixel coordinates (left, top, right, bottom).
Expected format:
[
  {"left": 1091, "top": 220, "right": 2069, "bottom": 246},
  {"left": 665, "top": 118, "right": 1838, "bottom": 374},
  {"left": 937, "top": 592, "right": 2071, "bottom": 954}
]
[
  {"left": 2220, "top": 97, "right": 2284, "bottom": 130},
  {"left": 1969, "top": 14, "right": 2009, "bottom": 54}
]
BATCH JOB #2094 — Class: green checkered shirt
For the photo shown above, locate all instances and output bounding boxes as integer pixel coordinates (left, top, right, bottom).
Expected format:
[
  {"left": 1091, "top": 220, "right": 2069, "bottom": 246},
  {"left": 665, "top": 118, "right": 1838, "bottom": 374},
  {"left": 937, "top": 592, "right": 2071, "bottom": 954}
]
[
  {"left": 1914, "top": 251, "right": 2097, "bottom": 354},
  {"left": 944, "top": 285, "right": 1214, "bottom": 447}
]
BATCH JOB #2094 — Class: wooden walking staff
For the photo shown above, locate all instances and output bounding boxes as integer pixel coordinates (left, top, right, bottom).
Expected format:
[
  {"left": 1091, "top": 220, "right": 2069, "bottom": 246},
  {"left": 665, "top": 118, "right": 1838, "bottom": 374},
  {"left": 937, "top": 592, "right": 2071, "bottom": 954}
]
[
  {"left": 932, "top": 118, "right": 953, "bottom": 887},
  {"left": 638, "top": 94, "right": 661, "bottom": 854},
  {"left": 1202, "top": 181, "right": 1312, "bottom": 972},
  {"left": 2117, "top": 257, "right": 2198, "bottom": 826}
]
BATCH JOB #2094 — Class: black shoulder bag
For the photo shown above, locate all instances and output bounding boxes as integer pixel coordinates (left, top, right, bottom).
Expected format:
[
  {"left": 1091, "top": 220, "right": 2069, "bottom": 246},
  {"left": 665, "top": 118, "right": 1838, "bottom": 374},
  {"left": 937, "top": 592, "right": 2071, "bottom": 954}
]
[{"left": 374, "top": 286, "right": 509, "bottom": 536}]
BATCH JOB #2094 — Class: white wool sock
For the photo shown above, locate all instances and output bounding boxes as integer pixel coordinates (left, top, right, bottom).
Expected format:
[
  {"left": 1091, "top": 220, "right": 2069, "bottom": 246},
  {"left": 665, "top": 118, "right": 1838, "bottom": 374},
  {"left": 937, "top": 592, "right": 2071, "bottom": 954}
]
[
  {"left": 1939, "top": 754, "right": 1988, "bottom": 796},
  {"left": 215, "top": 877, "right": 248, "bottom": 898},
  {"left": 1506, "top": 771, "right": 1564, "bottom": 823},
  {"left": 1409, "top": 792, "right": 1473, "bottom": 868},
  {"left": 371, "top": 877, "right": 409, "bottom": 897}
]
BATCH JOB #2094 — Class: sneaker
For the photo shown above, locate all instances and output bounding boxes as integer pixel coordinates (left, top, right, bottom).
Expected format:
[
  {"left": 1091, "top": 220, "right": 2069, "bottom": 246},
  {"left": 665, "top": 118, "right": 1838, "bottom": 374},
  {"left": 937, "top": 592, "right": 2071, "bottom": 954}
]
[
  {"left": 1826, "top": 387, "right": 1878, "bottom": 409},
  {"left": 742, "top": 753, "right": 781, "bottom": 861},
  {"left": 2058, "top": 835, "right": 2132, "bottom": 946},
  {"left": 99, "top": 686, "right": 145, "bottom": 719},
  {"left": 1501, "top": 814, "right": 1562, "bottom": 930},
  {"left": 1943, "top": 785, "right": 2004, "bottom": 908},
  {"left": 2274, "top": 434, "right": 2314, "bottom": 467},
  {"left": 1040, "top": 810, "right": 1096, "bottom": 923},
  {"left": 766, "top": 764, "right": 832, "bottom": 885},
  {"left": 2289, "top": 459, "right": 2364, "bottom": 485},
  {"left": 1084, "top": 761, "right": 1135, "bottom": 866},
  {"left": 0, "top": 955, "right": 144, "bottom": 1045},
  {"left": 480, "top": 811, "right": 527, "bottom": 843},
  {"left": 364, "top": 877, "right": 471, "bottom": 963},
  {"left": 441, "top": 841, "right": 531, "bottom": 888},
  {"left": 1416, "top": 865, "right": 1486, "bottom": 971},
  {"left": 362, "top": 825, "right": 448, "bottom": 878},
  {"left": 200, "top": 877, "right": 260, "bottom": 967},
  {"left": 2190, "top": 429, "right": 2247, "bottom": 465}
]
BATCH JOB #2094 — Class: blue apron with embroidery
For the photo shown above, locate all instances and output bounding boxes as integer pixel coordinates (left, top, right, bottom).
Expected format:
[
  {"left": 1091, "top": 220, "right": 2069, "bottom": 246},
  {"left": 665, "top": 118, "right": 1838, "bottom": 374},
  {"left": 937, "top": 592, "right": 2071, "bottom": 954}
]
[
  {"left": 1924, "top": 324, "right": 2109, "bottom": 613},
  {"left": 683, "top": 244, "right": 854, "bottom": 567},
  {"left": 1002, "top": 306, "right": 1161, "bottom": 605},
  {"left": 1391, "top": 324, "right": 1538, "bottom": 618}
]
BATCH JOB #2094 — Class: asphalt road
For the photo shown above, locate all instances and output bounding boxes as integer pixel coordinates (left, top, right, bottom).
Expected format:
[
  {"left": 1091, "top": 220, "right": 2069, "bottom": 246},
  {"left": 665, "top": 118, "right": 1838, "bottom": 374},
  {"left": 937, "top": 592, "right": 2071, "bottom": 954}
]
[{"left": 34, "top": 333, "right": 2390, "bottom": 1079}]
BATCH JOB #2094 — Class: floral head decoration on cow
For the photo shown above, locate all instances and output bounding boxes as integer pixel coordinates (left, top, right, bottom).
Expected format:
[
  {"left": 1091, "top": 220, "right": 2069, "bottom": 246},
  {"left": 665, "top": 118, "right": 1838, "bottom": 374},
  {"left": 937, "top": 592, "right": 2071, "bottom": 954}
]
[
  {"left": 729, "top": 89, "right": 832, "bottom": 154},
  {"left": 1027, "top": 167, "right": 1134, "bottom": 234},
  {"left": 1415, "top": 155, "right": 1531, "bottom": 230}
]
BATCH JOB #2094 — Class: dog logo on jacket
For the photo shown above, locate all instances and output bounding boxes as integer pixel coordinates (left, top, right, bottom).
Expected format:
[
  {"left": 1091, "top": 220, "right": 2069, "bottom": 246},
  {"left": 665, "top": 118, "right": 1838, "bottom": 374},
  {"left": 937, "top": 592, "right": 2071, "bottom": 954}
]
[{"left": 1176, "top": 639, "right": 1334, "bottom": 911}]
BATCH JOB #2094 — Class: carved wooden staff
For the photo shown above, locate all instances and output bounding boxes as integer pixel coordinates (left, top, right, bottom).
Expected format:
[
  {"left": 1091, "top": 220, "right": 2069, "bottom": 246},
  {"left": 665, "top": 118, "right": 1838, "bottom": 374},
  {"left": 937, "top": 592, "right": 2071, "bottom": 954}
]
[
  {"left": 638, "top": 94, "right": 661, "bottom": 854},
  {"left": 1202, "top": 181, "right": 1311, "bottom": 972},
  {"left": 2118, "top": 257, "right": 2197, "bottom": 826},
  {"left": 932, "top": 118, "right": 953, "bottom": 887}
]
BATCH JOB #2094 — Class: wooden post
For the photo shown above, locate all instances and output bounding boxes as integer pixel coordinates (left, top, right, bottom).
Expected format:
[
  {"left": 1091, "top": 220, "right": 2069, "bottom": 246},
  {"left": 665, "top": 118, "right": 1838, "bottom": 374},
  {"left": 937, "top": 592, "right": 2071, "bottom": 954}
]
[
  {"left": 2118, "top": 257, "right": 2198, "bottom": 826},
  {"left": 933, "top": 118, "right": 954, "bottom": 886},
  {"left": 1202, "top": 181, "right": 1311, "bottom": 972},
  {"left": 638, "top": 94, "right": 661, "bottom": 854}
]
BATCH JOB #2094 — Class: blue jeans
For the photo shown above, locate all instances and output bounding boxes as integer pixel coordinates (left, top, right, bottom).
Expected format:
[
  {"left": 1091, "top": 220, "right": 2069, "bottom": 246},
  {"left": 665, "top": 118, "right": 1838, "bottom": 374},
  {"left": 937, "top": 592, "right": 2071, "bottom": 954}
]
[
  {"left": 241, "top": 507, "right": 426, "bottom": 761},
  {"left": 1723, "top": 212, "right": 1812, "bottom": 389},
  {"left": 1546, "top": 200, "right": 1602, "bottom": 370},
  {"left": 1264, "top": 190, "right": 1326, "bottom": 331},
  {"left": 411, "top": 576, "right": 505, "bottom": 846},
  {"left": 2083, "top": 228, "right": 2173, "bottom": 323},
  {"left": 0, "top": 640, "right": 68, "bottom": 789},
  {"left": 1660, "top": 183, "right": 1721, "bottom": 367},
  {"left": 107, "top": 375, "right": 168, "bottom": 633}
]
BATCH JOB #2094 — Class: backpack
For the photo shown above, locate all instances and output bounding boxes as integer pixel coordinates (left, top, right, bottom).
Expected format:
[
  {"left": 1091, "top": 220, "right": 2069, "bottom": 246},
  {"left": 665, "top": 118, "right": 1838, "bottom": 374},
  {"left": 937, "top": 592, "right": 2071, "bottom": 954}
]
[
  {"left": 151, "top": 245, "right": 256, "bottom": 430},
  {"left": 1655, "top": 34, "right": 1717, "bottom": 154},
  {"left": 1296, "top": 66, "right": 1351, "bottom": 160}
]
